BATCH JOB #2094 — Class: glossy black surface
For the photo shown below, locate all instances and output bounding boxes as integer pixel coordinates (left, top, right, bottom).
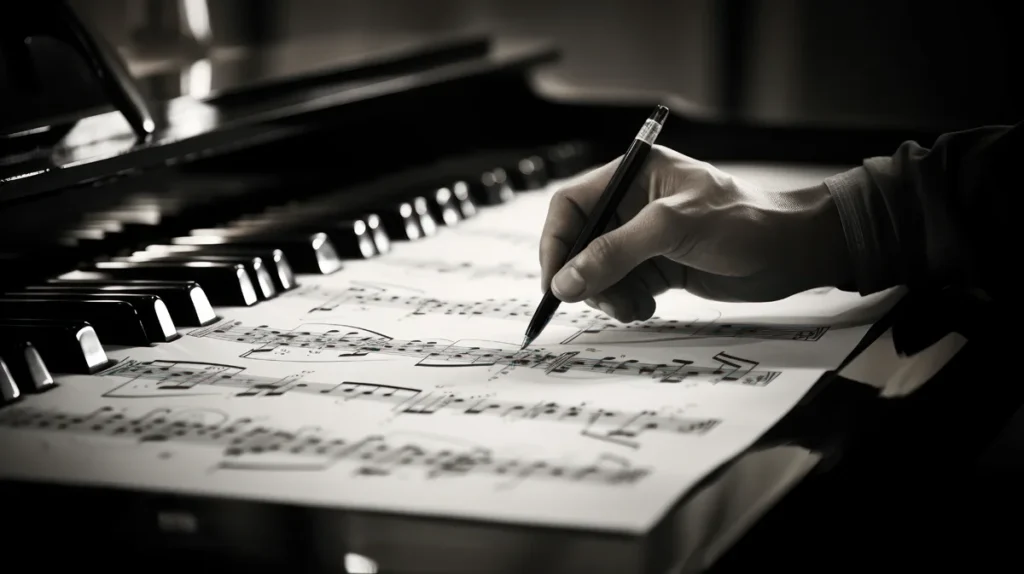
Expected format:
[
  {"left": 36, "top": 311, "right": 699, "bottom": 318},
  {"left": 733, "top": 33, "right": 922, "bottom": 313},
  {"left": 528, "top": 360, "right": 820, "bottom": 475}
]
[
  {"left": 0, "top": 30, "right": 1014, "bottom": 574},
  {"left": 0, "top": 36, "right": 555, "bottom": 201}
]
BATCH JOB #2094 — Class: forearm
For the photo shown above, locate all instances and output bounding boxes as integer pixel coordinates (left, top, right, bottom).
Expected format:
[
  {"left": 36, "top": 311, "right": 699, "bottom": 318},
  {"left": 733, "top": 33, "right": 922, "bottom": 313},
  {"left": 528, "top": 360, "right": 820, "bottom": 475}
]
[{"left": 824, "top": 122, "right": 1020, "bottom": 300}]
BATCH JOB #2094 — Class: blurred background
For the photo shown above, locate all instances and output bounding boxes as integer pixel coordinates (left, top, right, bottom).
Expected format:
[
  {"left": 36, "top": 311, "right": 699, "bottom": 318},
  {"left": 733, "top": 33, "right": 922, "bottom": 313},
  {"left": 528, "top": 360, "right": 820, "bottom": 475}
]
[{"left": 63, "top": 0, "right": 1021, "bottom": 132}]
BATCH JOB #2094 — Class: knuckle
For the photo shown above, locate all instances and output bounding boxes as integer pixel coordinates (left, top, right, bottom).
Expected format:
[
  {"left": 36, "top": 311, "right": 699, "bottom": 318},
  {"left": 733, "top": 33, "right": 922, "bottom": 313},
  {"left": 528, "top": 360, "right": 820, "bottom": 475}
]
[
  {"left": 648, "top": 197, "right": 692, "bottom": 255},
  {"left": 642, "top": 148, "right": 670, "bottom": 184},
  {"left": 549, "top": 187, "right": 570, "bottom": 209},
  {"left": 647, "top": 199, "right": 677, "bottom": 226}
]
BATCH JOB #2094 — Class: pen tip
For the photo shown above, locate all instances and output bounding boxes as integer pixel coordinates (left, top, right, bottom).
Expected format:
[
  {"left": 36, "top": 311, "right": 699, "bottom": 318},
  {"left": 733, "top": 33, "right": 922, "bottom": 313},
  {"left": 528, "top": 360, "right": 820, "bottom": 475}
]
[{"left": 520, "top": 336, "right": 533, "bottom": 351}]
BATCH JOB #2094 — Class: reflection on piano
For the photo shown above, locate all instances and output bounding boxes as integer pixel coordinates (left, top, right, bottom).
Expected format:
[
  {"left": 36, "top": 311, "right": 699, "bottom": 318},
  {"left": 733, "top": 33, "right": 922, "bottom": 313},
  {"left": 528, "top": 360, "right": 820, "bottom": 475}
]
[{"left": 1, "top": 6, "right": 1002, "bottom": 573}]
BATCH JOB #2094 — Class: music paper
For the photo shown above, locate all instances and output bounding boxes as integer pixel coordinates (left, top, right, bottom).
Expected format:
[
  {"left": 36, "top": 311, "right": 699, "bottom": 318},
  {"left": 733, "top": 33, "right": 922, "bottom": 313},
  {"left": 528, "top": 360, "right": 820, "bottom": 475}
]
[{"left": 0, "top": 179, "right": 902, "bottom": 534}]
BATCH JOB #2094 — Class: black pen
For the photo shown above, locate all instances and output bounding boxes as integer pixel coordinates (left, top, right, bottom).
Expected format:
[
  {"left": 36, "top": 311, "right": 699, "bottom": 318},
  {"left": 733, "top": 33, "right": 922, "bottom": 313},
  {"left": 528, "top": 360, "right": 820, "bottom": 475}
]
[{"left": 521, "top": 105, "right": 670, "bottom": 350}]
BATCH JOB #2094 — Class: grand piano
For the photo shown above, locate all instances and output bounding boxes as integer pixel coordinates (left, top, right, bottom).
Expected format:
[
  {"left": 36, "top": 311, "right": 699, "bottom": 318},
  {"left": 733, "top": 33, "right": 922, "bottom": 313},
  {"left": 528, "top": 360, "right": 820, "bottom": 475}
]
[{"left": 1, "top": 3, "right": 1019, "bottom": 572}]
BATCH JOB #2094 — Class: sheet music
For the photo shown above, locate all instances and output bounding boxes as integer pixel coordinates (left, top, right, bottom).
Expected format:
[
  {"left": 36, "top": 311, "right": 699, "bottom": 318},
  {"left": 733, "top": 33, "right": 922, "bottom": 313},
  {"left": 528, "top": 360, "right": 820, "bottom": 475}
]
[{"left": 0, "top": 181, "right": 902, "bottom": 534}]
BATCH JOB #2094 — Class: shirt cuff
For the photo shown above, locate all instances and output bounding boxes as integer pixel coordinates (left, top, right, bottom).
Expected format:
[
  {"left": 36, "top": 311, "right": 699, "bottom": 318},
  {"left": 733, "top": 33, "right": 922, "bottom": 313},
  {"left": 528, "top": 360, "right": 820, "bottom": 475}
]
[{"left": 824, "top": 166, "right": 900, "bottom": 295}]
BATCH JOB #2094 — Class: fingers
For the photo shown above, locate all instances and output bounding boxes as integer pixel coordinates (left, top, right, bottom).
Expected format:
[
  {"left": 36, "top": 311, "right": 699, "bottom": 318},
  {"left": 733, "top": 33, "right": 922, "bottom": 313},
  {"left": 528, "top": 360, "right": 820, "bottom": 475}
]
[
  {"left": 538, "top": 159, "right": 623, "bottom": 290},
  {"left": 583, "top": 272, "right": 657, "bottom": 323},
  {"left": 550, "top": 200, "right": 674, "bottom": 303}
]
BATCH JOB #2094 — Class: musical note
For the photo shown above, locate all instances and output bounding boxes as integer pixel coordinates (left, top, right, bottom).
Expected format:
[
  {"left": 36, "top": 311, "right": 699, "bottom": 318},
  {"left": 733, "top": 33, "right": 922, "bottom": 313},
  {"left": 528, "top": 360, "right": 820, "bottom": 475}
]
[
  {"left": 99, "top": 360, "right": 722, "bottom": 447},
  {"left": 187, "top": 320, "right": 782, "bottom": 386},
  {"left": 0, "top": 405, "right": 651, "bottom": 487},
  {"left": 298, "top": 285, "right": 830, "bottom": 343}
]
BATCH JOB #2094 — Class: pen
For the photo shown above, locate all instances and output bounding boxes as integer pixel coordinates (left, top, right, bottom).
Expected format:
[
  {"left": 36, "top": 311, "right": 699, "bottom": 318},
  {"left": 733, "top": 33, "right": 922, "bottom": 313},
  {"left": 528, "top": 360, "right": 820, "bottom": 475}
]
[{"left": 521, "top": 104, "right": 670, "bottom": 350}]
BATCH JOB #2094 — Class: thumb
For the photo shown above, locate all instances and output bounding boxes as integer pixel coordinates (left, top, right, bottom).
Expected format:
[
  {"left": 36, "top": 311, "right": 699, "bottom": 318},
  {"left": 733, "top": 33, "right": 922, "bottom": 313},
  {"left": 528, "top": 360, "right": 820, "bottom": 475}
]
[{"left": 550, "top": 201, "right": 674, "bottom": 302}]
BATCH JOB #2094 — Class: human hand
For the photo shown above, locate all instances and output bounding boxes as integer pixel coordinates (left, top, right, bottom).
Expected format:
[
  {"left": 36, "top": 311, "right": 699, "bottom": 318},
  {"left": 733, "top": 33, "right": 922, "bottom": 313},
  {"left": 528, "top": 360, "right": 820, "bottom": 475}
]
[{"left": 538, "top": 145, "right": 853, "bottom": 322}]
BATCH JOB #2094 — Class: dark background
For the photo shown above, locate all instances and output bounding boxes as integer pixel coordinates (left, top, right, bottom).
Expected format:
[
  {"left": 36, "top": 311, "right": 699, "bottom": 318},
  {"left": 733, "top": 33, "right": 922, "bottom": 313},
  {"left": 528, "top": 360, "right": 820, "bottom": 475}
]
[{"left": 67, "top": 0, "right": 1022, "bottom": 131}]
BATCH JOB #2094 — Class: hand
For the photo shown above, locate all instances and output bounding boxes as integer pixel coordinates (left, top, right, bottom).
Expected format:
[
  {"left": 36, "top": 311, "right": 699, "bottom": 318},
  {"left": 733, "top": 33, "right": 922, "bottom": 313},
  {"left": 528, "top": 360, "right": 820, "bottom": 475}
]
[{"left": 538, "top": 145, "right": 853, "bottom": 322}]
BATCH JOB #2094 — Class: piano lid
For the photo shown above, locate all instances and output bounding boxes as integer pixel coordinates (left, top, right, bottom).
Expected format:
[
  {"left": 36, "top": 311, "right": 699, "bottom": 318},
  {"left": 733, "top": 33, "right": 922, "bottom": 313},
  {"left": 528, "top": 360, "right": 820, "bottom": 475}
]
[
  {"left": 126, "top": 32, "right": 492, "bottom": 104},
  {"left": 0, "top": 33, "right": 558, "bottom": 202}
]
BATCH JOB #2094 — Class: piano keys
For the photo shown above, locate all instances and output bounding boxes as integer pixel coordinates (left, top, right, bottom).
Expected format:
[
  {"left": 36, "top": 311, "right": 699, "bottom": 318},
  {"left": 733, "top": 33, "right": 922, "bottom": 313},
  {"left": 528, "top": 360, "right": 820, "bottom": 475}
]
[
  {"left": 31, "top": 280, "right": 219, "bottom": 327},
  {"left": 0, "top": 298, "right": 155, "bottom": 346},
  {"left": 426, "top": 186, "right": 468, "bottom": 226},
  {"left": 169, "top": 231, "right": 344, "bottom": 275},
  {"left": 187, "top": 219, "right": 379, "bottom": 260},
  {"left": 0, "top": 141, "right": 590, "bottom": 503},
  {"left": 0, "top": 319, "right": 110, "bottom": 374},
  {"left": 0, "top": 140, "right": 590, "bottom": 384},
  {"left": 137, "top": 247, "right": 297, "bottom": 292},
  {"left": 75, "top": 261, "right": 261, "bottom": 307},
  {"left": 0, "top": 355, "right": 19, "bottom": 404},
  {"left": 0, "top": 291, "right": 180, "bottom": 343},
  {"left": 0, "top": 340, "right": 56, "bottom": 394},
  {"left": 471, "top": 168, "right": 516, "bottom": 205}
]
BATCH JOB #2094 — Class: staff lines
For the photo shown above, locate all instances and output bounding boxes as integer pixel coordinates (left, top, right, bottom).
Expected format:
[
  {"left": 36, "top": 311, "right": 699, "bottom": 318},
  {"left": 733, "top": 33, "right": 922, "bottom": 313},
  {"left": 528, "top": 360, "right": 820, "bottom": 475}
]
[
  {"left": 99, "top": 359, "right": 722, "bottom": 449},
  {"left": 0, "top": 405, "right": 651, "bottom": 488},
  {"left": 188, "top": 320, "right": 782, "bottom": 387}
]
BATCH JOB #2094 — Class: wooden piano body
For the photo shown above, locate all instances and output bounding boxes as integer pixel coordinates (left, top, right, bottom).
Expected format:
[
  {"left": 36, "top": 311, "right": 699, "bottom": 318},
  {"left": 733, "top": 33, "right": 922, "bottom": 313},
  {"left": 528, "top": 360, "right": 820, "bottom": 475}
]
[{"left": 0, "top": 32, "right": 1017, "bottom": 573}]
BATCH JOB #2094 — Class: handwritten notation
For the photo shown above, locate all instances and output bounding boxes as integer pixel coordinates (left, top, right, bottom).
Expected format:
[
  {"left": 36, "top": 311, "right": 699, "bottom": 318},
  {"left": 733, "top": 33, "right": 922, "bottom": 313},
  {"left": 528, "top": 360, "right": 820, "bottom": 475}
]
[
  {"left": 300, "top": 285, "right": 830, "bottom": 343},
  {"left": 100, "top": 360, "right": 721, "bottom": 448},
  {"left": 189, "top": 320, "right": 782, "bottom": 386},
  {"left": 0, "top": 405, "right": 651, "bottom": 486}
]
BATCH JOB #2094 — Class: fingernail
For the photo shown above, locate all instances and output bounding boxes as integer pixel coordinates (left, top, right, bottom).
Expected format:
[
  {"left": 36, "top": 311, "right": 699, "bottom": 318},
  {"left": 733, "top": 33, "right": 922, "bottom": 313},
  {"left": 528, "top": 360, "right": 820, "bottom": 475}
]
[
  {"left": 552, "top": 266, "right": 586, "bottom": 299},
  {"left": 598, "top": 302, "right": 616, "bottom": 317}
]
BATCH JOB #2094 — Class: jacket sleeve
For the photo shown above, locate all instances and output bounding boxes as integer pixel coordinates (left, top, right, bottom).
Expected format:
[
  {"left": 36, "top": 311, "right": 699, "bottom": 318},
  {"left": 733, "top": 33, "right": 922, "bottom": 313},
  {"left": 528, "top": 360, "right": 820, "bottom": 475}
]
[{"left": 824, "top": 122, "right": 1020, "bottom": 301}]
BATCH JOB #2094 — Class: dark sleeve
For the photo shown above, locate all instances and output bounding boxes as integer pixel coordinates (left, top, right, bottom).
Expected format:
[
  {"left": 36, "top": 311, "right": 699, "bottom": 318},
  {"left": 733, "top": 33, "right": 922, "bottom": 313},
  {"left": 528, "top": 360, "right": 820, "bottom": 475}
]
[{"left": 824, "top": 122, "right": 1020, "bottom": 301}]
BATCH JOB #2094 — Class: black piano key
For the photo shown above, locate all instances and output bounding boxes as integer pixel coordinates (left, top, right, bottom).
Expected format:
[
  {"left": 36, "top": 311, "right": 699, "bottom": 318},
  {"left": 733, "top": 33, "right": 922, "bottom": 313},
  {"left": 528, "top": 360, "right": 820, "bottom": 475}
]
[
  {"left": 118, "top": 254, "right": 277, "bottom": 301},
  {"left": 0, "top": 340, "right": 56, "bottom": 394},
  {"left": 365, "top": 214, "right": 392, "bottom": 255},
  {"left": 77, "top": 262, "right": 259, "bottom": 307},
  {"left": 410, "top": 197, "right": 439, "bottom": 237},
  {"left": 0, "top": 292, "right": 180, "bottom": 343},
  {"left": 507, "top": 155, "right": 549, "bottom": 190},
  {"left": 231, "top": 204, "right": 390, "bottom": 255},
  {"left": 469, "top": 168, "right": 514, "bottom": 205},
  {"left": 0, "top": 357, "right": 20, "bottom": 404},
  {"left": 373, "top": 201, "right": 426, "bottom": 241},
  {"left": 171, "top": 232, "right": 343, "bottom": 275},
  {"left": 0, "top": 299, "right": 151, "bottom": 347},
  {"left": 0, "top": 319, "right": 111, "bottom": 374},
  {"left": 318, "top": 220, "right": 377, "bottom": 259},
  {"left": 35, "top": 280, "right": 219, "bottom": 327},
  {"left": 212, "top": 219, "right": 379, "bottom": 260},
  {"left": 425, "top": 187, "right": 463, "bottom": 226},
  {"left": 450, "top": 181, "right": 478, "bottom": 219},
  {"left": 142, "top": 246, "right": 296, "bottom": 292}
]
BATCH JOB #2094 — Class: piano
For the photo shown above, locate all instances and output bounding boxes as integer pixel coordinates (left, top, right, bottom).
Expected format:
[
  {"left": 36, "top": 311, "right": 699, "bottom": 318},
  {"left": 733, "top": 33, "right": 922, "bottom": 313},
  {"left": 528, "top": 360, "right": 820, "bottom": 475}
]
[{"left": 1, "top": 4, "right": 1019, "bottom": 572}]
